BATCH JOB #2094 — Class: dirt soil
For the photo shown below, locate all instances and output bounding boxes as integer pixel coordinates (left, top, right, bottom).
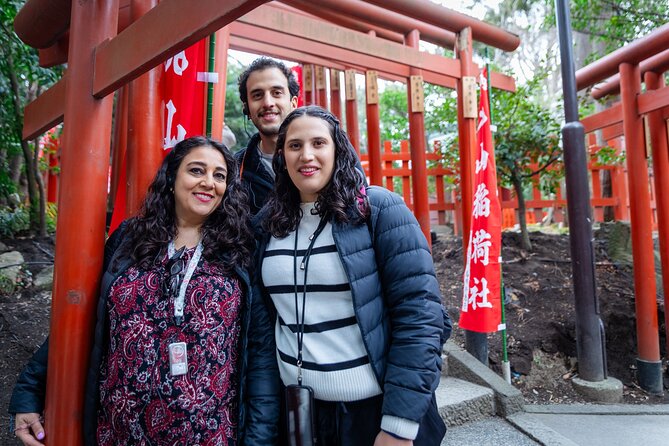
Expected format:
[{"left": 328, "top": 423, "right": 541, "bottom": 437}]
[
  {"left": 433, "top": 228, "right": 669, "bottom": 405},
  {"left": 1, "top": 229, "right": 668, "bottom": 444}
]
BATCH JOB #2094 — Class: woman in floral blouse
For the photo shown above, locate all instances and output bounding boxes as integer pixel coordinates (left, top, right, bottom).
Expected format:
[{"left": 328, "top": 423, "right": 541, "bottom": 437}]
[{"left": 10, "top": 136, "right": 278, "bottom": 446}]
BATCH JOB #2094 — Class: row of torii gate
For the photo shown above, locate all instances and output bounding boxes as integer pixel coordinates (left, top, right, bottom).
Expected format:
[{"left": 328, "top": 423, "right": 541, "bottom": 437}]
[
  {"left": 12, "top": 0, "right": 669, "bottom": 443},
  {"left": 14, "top": 1, "right": 520, "bottom": 443}
]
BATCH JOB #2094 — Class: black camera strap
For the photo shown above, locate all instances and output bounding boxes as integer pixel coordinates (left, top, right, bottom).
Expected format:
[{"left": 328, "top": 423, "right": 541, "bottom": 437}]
[{"left": 293, "top": 217, "right": 327, "bottom": 385}]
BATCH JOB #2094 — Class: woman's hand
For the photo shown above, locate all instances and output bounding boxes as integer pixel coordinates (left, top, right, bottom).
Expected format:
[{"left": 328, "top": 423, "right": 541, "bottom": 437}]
[
  {"left": 14, "top": 413, "right": 45, "bottom": 446},
  {"left": 373, "top": 430, "right": 413, "bottom": 446}
]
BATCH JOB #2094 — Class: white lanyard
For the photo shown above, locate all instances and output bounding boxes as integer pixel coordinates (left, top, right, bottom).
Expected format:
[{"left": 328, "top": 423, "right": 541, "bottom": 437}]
[{"left": 168, "top": 240, "right": 203, "bottom": 324}]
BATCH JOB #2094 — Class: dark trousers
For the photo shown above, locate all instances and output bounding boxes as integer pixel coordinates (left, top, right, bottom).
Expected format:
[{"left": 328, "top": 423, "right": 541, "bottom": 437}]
[{"left": 279, "top": 391, "right": 446, "bottom": 446}]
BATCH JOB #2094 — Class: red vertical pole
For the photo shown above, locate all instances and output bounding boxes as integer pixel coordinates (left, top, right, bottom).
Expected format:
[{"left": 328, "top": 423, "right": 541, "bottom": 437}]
[
  {"left": 401, "top": 140, "right": 411, "bottom": 205},
  {"left": 609, "top": 137, "right": 629, "bottom": 221},
  {"left": 47, "top": 149, "right": 58, "bottom": 204},
  {"left": 211, "top": 26, "right": 231, "bottom": 142},
  {"left": 455, "top": 27, "right": 487, "bottom": 363},
  {"left": 344, "top": 69, "right": 360, "bottom": 155},
  {"left": 406, "top": 30, "right": 431, "bottom": 246},
  {"left": 456, "top": 27, "right": 477, "bottom": 254},
  {"left": 620, "top": 63, "right": 662, "bottom": 393},
  {"left": 304, "top": 64, "right": 314, "bottom": 105},
  {"left": 45, "top": 1, "right": 119, "bottom": 444},
  {"left": 126, "top": 0, "right": 162, "bottom": 216},
  {"left": 110, "top": 85, "right": 129, "bottom": 206},
  {"left": 316, "top": 66, "right": 328, "bottom": 109},
  {"left": 644, "top": 71, "right": 669, "bottom": 358},
  {"left": 330, "top": 69, "right": 342, "bottom": 121},
  {"left": 366, "top": 70, "right": 382, "bottom": 186},
  {"left": 383, "top": 140, "right": 393, "bottom": 190}
]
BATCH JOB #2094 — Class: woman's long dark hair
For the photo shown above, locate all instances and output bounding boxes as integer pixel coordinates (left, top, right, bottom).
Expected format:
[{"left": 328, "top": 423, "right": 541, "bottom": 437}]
[
  {"left": 263, "top": 106, "right": 368, "bottom": 238},
  {"left": 121, "top": 136, "right": 253, "bottom": 273}
]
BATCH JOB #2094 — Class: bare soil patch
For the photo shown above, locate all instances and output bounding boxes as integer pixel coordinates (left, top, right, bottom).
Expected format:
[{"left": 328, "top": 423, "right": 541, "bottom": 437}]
[{"left": 433, "top": 229, "right": 668, "bottom": 406}]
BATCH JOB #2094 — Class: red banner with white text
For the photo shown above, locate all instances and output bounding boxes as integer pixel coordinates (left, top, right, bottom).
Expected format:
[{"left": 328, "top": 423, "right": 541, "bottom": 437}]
[
  {"left": 109, "top": 41, "right": 207, "bottom": 233},
  {"left": 459, "top": 68, "right": 503, "bottom": 333}
]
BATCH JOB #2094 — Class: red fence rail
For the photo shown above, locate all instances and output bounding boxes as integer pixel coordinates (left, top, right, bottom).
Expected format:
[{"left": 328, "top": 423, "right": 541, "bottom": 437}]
[{"left": 360, "top": 139, "right": 655, "bottom": 233}]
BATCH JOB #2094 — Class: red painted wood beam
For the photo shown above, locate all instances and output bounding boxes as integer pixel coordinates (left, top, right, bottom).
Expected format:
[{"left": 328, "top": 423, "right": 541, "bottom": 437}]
[
  {"left": 581, "top": 102, "right": 622, "bottom": 133},
  {"left": 93, "top": 0, "right": 269, "bottom": 98},
  {"left": 406, "top": 30, "right": 431, "bottom": 246},
  {"left": 211, "top": 26, "right": 231, "bottom": 142},
  {"left": 638, "top": 84, "right": 669, "bottom": 115},
  {"left": 14, "top": 0, "right": 71, "bottom": 48},
  {"left": 110, "top": 86, "right": 129, "bottom": 206},
  {"left": 344, "top": 69, "right": 361, "bottom": 153},
  {"left": 619, "top": 63, "right": 661, "bottom": 366},
  {"left": 456, "top": 28, "right": 477, "bottom": 247},
  {"left": 271, "top": 1, "right": 405, "bottom": 44},
  {"left": 366, "top": 71, "right": 382, "bottom": 186},
  {"left": 237, "top": 8, "right": 462, "bottom": 79},
  {"left": 591, "top": 48, "right": 669, "bottom": 99},
  {"left": 283, "top": 0, "right": 456, "bottom": 48},
  {"left": 330, "top": 69, "right": 342, "bottom": 121},
  {"left": 601, "top": 122, "right": 624, "bottom": 140},
  {"left": 229, "top": 35, "right": 347, "bottom": 70},
  {"left": 126, "top": 0, "right": 163, "bottom": 216},
  {"left": 230, "top": 22, "right": 458, "bottom": 88},
  {"left": 361, "top": 0, "right": 520, "bottom": 51},
  {"left": 22, "top": 75, "right": 66, "bottom": 140},
  {"left": 45, "top": 1, "right": 120, "bottom": 444},
  {"left": 576, "top": 23, "right": 669, "bottom": 90},
  {"left": 645, "top": 71, "right": 669, "bottom": 359}
]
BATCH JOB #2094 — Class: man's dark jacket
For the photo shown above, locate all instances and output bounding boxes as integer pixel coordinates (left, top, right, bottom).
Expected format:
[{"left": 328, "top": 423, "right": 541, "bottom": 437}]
[
  {"left": 236, "top": 133, "right": 274, "bottom": 216},
  {"left": 253, "top": 186, "right": 452, "bottom": 443},
  {"left": 9, "top": 221, "right": 279, "bottom": 445}
]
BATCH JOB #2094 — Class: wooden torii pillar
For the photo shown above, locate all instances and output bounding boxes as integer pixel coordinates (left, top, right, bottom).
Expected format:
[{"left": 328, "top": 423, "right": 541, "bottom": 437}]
[
  {"left": 45, "top": 2, "right": 119, "bottom": 444},
  {"left": 344, "top": 69, "right": 361, "bottom": 154},
  {"left": 576, "top": 23, "right": 669, "bottom": 393},
  {"left": 366, "top": 70, "right": 383, "bottom": 186}
]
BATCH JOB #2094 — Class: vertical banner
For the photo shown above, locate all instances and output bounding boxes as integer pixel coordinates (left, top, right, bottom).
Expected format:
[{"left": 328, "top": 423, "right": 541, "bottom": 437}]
[
  {"left": 109, "top": 40, "right": 207, "bottom": 234},
  {"left": 163, "top": 41, "right": 207, "bottom": 150},
  {"left": 459, "top": 68, "right": 503, "bottom": 333}
]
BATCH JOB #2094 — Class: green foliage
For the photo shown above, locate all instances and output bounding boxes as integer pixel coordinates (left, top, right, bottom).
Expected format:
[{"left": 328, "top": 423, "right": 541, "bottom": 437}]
[
  {"left": 223, "top": 59, "right": 254, "bottom": 151},
  {"left": 565, "top": 0, "right": 669, "bottom": 55},
  {"left": 0, "top": 0, "right": 62, "bottom": 233},
  {"left": 0, "top": 205, "right": 29, "bottom": 237},
  {"left": 492, "top": 69, "right": 563, "bottom": 195}
]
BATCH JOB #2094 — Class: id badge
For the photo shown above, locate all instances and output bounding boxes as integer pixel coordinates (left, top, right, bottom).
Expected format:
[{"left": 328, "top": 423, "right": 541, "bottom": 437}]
[{"left": 168, "top": 342, "right": 188, "bottom": 376}]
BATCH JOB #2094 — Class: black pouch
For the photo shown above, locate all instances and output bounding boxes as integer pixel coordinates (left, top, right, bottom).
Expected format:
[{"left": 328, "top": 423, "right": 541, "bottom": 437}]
[{"left": 285, "top": 384, "right": 316, "bottom": 446}]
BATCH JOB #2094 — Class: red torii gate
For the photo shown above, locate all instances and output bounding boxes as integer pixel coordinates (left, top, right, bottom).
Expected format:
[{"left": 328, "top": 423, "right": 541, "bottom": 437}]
[
  {"left": 576, "top": 24, "right": 669, "bottom": 394},
  {"left": 14, "top": 1, "right": 519, "bottom": 443}
]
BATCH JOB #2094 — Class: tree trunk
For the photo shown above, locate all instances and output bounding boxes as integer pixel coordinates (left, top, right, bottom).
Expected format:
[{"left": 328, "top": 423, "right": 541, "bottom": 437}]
[
  {"left": 512, "top": 171, "right": 532, "bottom": 251},
  {"left": 7, "top": 51, "right": 39, "bottom": 231}
]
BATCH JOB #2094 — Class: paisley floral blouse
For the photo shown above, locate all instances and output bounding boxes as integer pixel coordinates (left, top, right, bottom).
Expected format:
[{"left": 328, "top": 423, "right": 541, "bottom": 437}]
[{"left": 97, "top": 247, "right": 243, "bottom": 446}]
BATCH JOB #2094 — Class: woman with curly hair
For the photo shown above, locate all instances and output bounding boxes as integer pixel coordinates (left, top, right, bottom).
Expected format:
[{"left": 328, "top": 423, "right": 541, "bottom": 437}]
[
  {"left": 10, "top": 136, "right": 278, "bottom": 446},
  {"left": 255, "top": 106, "right": 451, "bottom": 446}
]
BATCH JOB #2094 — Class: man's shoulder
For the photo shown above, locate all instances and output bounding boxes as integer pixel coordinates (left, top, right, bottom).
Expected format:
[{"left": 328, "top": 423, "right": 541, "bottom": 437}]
[{"left": 234, "top": 133, "right": 260, "bottom": 163}]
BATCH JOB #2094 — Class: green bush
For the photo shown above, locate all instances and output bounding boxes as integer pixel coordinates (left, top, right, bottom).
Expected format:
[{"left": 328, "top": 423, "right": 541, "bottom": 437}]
[{"left": 0, "top": 206, "right": 30, "bottom": 238}]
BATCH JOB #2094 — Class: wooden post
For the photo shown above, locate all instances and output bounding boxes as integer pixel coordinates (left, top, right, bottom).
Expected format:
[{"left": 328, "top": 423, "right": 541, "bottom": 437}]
[
  {"left": 126, "top": 0, "right": 163, "bottom": 216},
  {"left": 211, "top": 26, "right": 231, "bottom": 142},
  {"left": 406, "top": 29, "right": 431, "bottom": 246},
  {"left": 620, "top": 62, "right": 662, "bottom": 393},
  {"left": 330, "top": 69, "right": 342, "bottom": 121},
  {"left": 644, "top": 71, "right": 669, "bottom": 359},
  {"left": 344, "top": 69, "right": 360, "bottom": 154},
  {"left": 366, "top": 70, "right": 382, "bottom": 185},
  {"left": 45, "top": 1, "right": 119, "bottom": 443}
]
